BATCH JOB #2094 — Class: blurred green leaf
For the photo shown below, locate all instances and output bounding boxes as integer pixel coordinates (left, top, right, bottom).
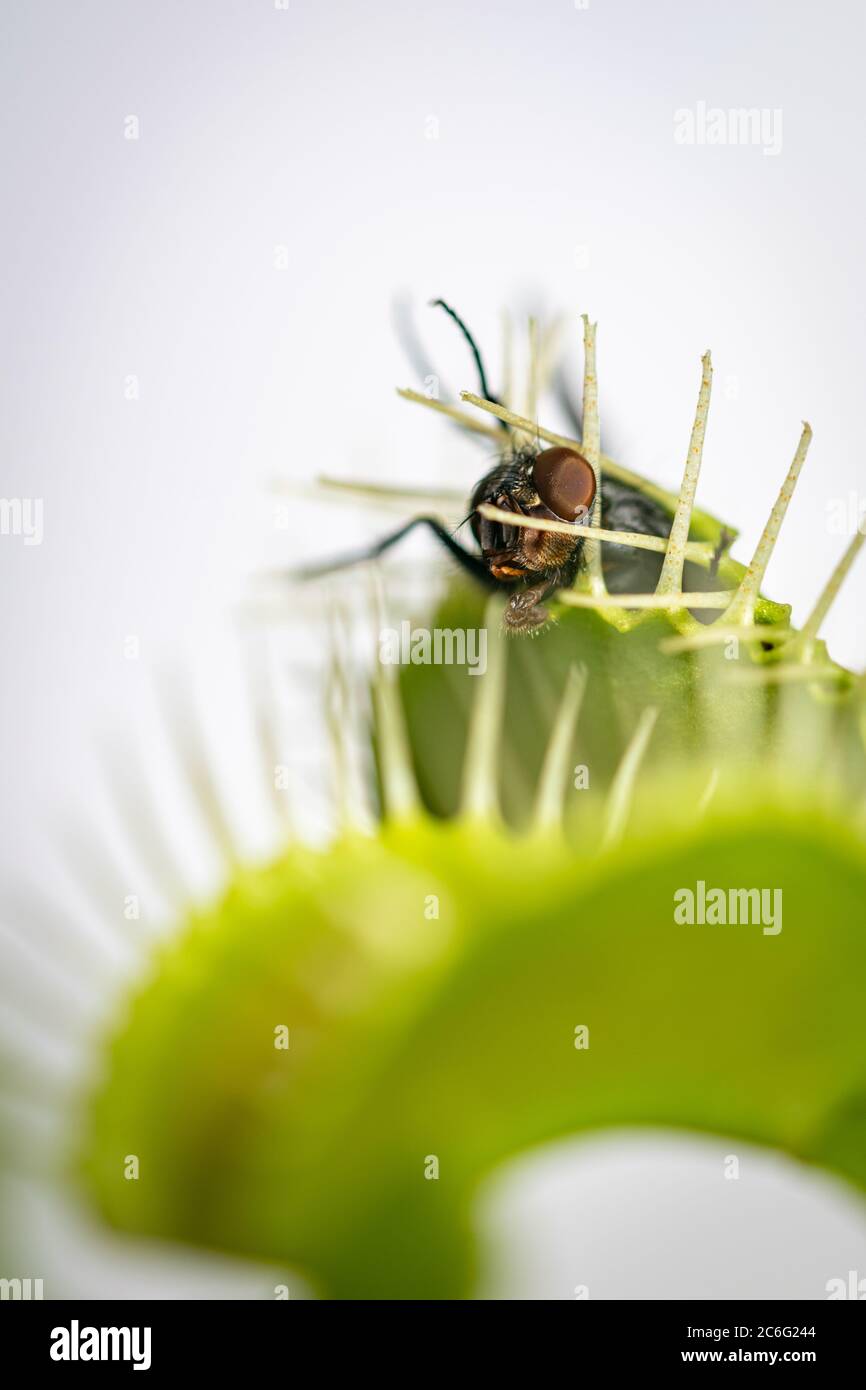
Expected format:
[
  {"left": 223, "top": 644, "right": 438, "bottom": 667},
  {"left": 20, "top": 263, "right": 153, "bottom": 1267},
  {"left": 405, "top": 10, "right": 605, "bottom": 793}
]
[{"left": 81, "top": 781, "right": 866, "bottom": 1297}]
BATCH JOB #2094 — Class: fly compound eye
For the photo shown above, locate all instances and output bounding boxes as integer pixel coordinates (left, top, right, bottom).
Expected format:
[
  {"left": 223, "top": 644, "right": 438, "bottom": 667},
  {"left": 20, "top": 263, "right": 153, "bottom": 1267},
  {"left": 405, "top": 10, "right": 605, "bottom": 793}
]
[{"left": 532, "top": 447, "right": 597, "bottom": 522}]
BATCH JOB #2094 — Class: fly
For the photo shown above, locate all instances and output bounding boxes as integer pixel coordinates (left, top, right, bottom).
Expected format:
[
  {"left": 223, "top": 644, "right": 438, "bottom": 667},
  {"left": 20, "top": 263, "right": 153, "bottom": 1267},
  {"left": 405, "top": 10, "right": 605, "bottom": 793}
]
[{"left": 294, "top": 299, "right": 673, "bottom": 631}]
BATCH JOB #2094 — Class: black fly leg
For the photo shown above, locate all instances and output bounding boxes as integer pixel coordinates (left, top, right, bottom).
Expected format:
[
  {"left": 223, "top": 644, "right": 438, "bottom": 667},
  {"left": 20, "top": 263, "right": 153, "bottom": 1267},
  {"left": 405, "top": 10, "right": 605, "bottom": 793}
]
[
  {"left": 503, "top": 577, "right": 559, "bottom": 633},
  {"left": 290, "top": 515, "right": 499, "bottom": 590},
  {"left": 430, "top": 299, "right": 510, "bottom": 433}
]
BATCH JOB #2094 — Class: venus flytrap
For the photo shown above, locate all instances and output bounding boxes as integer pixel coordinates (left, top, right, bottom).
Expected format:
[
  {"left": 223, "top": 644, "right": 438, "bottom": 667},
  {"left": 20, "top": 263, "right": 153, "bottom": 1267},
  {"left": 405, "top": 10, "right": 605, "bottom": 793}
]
[{"left": 47, "top": 312, "right": 866, "bottom": 1300}]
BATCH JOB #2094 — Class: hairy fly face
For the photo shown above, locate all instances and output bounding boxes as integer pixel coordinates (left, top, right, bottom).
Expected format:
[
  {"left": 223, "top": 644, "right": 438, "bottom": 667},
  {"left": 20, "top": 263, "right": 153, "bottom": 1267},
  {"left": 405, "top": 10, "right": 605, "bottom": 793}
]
[{"left": 469, "top": 445, "right": 597, "bottom": 631}]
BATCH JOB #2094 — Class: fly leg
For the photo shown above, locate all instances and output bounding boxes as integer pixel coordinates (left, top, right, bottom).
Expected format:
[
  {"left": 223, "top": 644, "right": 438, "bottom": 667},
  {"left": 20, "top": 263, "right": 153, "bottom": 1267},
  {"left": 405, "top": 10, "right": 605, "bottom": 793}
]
[
  {"left": 503, "top": 577, "right": 559, "bottom": 633},
  {"left": 288, "top": 515, "right": 498, "bottom": 589}
]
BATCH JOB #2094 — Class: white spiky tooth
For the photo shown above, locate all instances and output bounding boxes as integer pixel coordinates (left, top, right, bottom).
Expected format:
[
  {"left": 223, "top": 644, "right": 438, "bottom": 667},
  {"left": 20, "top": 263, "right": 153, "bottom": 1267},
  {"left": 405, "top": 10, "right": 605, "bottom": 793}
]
[
  {"left": 559, "top": 590, "right": 732, "bottom": 611},
  {"left": 531, "top": 666, "right": 588, "bottom": 833},
  {"left": 698, "top": 767, "right": 720, "bottom": 815},
  {"left": 792, "top": 529, "right": 866, "bottom": 661},
  {"left": 476, "top": 502, "right": 714, "bottom": 560},
  {"left": 580, "top": 314, "right": 606, "bottom": 597},
  {"left": 500, "top": 309, "right": 514, "bottom": 410},
  {"left": 525, "top": 315, "right": 539, "bottom": 436},
  {"left": 723, "top": 663, "right": 849, "bottom": 688},
  {"left": 603, "top": 707, "right": 658, "bottom": 848},
  {"left": 369, "top": 570, "right": 420, "bottom": 822},
  {"left": 725, "top": 422, "right": 812, "bottom": 627},
  {"left": 460, "top": 596, "right": 507, "bottom": 821},
  {"left": 657, "top": 352, "right": 713, "bottom": 597},
  {"left": 397, "top": 387, "right": 504, "bottom": 441},
  {"left": 326, "top": 601, "right": 375, "bottom": 835},
  {"left": 658, "top": 624, "right": 792, "bottom": 655}
]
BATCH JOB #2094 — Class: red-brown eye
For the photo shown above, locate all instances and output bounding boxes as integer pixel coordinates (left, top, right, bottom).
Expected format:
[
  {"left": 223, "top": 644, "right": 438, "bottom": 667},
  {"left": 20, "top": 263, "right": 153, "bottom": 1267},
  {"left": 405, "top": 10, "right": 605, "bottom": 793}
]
[{"left": 532, "top": 447, "right": 597, "bottom": 521}]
